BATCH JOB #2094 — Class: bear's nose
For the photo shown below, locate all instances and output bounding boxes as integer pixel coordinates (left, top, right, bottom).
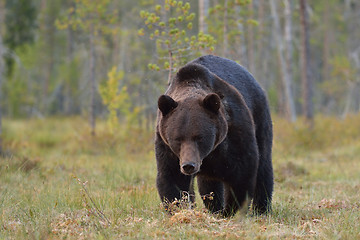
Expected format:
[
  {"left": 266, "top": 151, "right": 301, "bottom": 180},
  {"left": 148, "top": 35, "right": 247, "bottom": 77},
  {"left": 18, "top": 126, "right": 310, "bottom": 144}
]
[{"left": 181, "top": 163, "right": 197, "bottom": 175}]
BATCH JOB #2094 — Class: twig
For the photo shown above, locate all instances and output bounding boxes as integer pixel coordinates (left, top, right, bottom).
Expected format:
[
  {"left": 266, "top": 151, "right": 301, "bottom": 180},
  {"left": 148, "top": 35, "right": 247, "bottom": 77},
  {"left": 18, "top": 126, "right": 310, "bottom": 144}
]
[{"left": 77, "top": 178, "right": 111, "bottom": 225}]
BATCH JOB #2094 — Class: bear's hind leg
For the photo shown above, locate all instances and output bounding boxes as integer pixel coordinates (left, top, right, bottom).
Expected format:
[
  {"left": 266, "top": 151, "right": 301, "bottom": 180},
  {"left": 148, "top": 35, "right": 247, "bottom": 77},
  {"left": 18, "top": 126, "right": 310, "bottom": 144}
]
[
  {"left": 252, "top": 164, "right": 273, "bottom": 214},
  {"left": 252, "top": 108, "right": 274, "bottom": 214},
  {"left": 197, "top": 176, "right": 224, "bottom": 213}
]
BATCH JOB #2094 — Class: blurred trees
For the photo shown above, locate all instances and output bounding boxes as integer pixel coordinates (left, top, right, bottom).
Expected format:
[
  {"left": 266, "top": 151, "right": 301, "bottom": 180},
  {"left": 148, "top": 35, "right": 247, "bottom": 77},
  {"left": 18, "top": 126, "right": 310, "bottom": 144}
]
[
  {"left": 3, "top": 0, "right": 37, "bottom": 77},
  {"left": 0, "top": 0, "right": 359, "bottom": 127},
  {"left": 56, "top": 0, "right": 119, "bottom": 135},
  {"left": 2, "top": 0, "right": 37, "bottom": 117}
]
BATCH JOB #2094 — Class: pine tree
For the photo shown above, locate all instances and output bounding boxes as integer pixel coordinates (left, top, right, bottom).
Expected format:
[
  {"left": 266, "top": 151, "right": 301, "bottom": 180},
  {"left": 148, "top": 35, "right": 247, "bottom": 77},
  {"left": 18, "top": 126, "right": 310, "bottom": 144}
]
[{"left": 139, "top": 0, "right": 216, "bottom": 84}]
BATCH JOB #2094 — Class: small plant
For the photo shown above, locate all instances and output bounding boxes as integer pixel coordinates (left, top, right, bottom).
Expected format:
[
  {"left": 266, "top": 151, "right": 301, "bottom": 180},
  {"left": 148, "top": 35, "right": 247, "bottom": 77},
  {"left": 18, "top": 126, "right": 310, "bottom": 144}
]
[
  {"left": 99, "top": 66, "right": 142, "bottom": 133},
  {"left": 163, "top": 191, "right": 196, "bottom": 214},
  {"left": 99, "top": 67, "right": 127, "bottom": 131},
  {"left": 139, "top": 0, "right": 216, "bottom": 83}
]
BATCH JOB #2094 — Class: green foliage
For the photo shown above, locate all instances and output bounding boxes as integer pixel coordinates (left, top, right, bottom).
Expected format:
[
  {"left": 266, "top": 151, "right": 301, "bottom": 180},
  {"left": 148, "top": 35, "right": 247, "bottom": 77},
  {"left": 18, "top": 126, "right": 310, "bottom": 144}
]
[
  {"left": 208, "top": 0, "right": 253, "bottom": 57},
  {"left": 330, "top": 55, "right": 356, "bottom": 83},
  {"left": 320, "top": 55, "right": 356, "bottom": 103},
  {"left": 139, "top": 0, "right": 216, "bottom": 80},
  {"left": 58, "top": 56, "right": 82, "bottom": 98},
  {"left": 2, "top": 72, "right": 29, "bottom": 117},
  {"left": 1, "top": 0, "right": 360, "bottom": 120},
  {"left": 99, "top": 67, "right": 141, "bottom": 132},
  {"left": 3, "top": 0, "right": 37, "bottom": 77},
  {"left": 56, "top": 0, "right": 118, "bottom": 36},
  {"left": 2, "top": 42, "right": 40, "bottom": 117},
  {"left": 3, "top": 0, "right": 37, "bottom": 49},
  {"left": 1, "top": 0, "right": 359, "bottom": 120}
]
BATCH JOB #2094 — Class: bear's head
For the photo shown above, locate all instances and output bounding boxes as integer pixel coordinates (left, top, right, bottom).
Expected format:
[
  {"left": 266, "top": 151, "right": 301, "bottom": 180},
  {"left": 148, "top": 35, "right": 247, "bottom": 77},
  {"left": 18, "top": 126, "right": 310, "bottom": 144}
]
[{"left": 157, "top": 93, "right": 228, "bottom": 175}]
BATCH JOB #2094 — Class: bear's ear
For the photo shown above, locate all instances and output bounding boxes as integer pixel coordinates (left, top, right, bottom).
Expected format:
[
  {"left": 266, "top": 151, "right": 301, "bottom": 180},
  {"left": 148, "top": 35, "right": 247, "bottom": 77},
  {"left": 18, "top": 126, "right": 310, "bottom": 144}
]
[
  {"left": 203, "top": 93, "right": 221, "bottom": 113},
  {"left": 158, "top": 95, "right": 178, "bottom": 116}
]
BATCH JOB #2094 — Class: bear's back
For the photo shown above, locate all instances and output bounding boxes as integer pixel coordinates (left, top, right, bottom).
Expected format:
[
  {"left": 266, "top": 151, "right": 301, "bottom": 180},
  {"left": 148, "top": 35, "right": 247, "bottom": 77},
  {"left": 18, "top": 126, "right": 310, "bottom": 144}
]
[{"left": 190, "top": 55, "right": 266, "bottom": 112}]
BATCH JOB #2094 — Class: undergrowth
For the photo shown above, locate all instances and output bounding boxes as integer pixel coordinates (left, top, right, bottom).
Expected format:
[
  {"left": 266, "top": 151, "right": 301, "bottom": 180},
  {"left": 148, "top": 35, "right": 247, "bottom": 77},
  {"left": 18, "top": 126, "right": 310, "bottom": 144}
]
[{"left": 0, "top": 114, "right": 359, "bottom": 239}]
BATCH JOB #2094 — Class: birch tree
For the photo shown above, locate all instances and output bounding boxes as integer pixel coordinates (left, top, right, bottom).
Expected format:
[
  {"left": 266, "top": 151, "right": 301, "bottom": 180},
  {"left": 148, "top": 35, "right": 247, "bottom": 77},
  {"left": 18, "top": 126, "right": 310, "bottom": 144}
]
[
  {"left": 270, "top": 0, "right": 296, "bottom": 121},
  {"left": 299, "top": 0, "right": 314, "bottom": 123},
  {"left": 0, "top": 30, "right": 4, "bottom": 154},
  {"left": 0, "top": 0, "right": 3, "bottom": 153},
  {"left": 199, "top": 0, "right": 209, "bottom": 34},
  {"left": 343, "top": 0, "right": 360, "bottom": 117},
  {"left": 247, "top": 0, "right": 255, "bottom": 73}
]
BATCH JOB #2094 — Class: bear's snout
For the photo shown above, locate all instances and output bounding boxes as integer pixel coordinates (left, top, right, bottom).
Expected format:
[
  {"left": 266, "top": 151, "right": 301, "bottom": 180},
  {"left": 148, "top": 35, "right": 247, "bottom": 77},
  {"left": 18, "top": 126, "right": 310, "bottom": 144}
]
[
  {"left": 179, "top": 142, "right": 201, "bottom": 175},
  {"left": 181, "top": 162, "right": 198, "bottom": 175}
]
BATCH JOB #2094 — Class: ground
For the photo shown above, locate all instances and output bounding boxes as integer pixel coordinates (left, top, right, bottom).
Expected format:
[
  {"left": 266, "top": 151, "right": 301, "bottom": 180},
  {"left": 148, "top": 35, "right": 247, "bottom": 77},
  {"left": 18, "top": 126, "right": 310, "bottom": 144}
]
[{"left": 0, "top": 115, "right": 360, "bottom": 239}]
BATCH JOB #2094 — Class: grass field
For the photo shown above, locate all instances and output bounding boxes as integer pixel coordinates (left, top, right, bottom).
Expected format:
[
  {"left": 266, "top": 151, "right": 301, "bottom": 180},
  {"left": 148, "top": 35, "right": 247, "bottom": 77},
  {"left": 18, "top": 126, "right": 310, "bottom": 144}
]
[{"left": 1, "top": 115, "right": 360, "bottom": 239}]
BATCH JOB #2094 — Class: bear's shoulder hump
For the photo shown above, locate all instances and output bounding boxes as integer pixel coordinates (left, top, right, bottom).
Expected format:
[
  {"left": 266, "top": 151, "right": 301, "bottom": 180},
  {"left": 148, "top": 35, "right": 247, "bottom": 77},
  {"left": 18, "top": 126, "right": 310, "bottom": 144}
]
[{"left": 175, "top": 63, "right": 212, "bottom": 84}]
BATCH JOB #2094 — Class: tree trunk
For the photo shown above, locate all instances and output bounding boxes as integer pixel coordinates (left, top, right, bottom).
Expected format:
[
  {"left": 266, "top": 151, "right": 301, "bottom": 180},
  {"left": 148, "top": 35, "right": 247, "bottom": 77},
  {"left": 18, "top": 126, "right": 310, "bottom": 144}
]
[
  {"left": 236, "top": 5, "right": 248, "bottom": 68},
  {"left": 64, "top": 1, "right": 75, "bottom": 115},
  {"left": 270, "top": 0, "right": 296, "bottom": 121},
  {"left": 284, "top": 0, "right": 296, "bottom": 121},
  {"left": 118, "top": 29, "right": 127, "bottom": 72},
  {"left": 299, "top": 0, "right": 313, "bottom": 124},
  {"left": 167, "top": 43, "right": 173, "bottom": 85},
  {"left": 322, "top": 2, "right": 330, "bottom": 84},
  {"left": 344, "top": 0, "right": 360, "bottom": 116},
  {"left": 0, "top": 34, "right": 4, "bottom": 153},
  {"left": 89, "top": 31, "right": 96, "bottom": 136},
  {"left": 247, "top": 0, "right": 255, "bottom": 74},
  {"left": 349, "top": 47, "right": 360, "bottom": 113},
  {"left": 0, "top": 4, "right": 4, "bottom": 153},
  {"left": 256, "top": 0, "right": 268, "bottom": 89},
  {"left": 342, "top": 81, "right": 354, "bottom": 119},
  {"left": 41, "top": 0, "right": 55, "bottom": 114},
  {"left": 199, "top": 0, "right": 209, "bottom": 33},
  {"left": 223, "top": 0, "right": 229, "bottom": 58}
]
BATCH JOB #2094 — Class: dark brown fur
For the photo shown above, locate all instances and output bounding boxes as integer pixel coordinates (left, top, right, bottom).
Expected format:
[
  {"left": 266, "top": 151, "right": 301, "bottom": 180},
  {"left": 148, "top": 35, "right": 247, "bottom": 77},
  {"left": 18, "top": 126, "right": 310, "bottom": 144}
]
[{"left": 155, "top": 55, "right": 273, "bottom": 216}]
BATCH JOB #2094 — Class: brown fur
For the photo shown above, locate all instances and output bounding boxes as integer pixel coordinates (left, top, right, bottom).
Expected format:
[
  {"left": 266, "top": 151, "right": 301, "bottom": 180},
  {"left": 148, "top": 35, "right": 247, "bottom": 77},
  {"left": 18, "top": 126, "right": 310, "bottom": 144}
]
[{"left": 155, "top": 55, "right": 273, "bottom": 216}]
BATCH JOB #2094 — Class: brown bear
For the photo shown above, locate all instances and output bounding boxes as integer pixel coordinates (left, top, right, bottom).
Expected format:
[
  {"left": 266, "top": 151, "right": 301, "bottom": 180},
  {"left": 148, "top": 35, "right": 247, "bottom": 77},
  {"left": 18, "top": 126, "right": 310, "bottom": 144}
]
[{"left": 155, "top": 55, "right": 273, "bottom": 216}]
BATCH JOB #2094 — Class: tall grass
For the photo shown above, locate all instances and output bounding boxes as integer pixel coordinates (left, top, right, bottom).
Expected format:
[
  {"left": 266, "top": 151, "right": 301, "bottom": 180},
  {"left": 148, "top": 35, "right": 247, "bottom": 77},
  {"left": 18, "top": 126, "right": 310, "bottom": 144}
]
[{"left": 0, "top": 115, "right": 359, "bottom": 239}]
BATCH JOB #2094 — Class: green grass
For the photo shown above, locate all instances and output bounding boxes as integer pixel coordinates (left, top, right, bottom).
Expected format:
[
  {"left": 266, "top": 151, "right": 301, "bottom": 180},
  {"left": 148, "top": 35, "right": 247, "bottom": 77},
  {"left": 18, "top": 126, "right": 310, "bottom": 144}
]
[{"left": 1, "top": 115, "right": 360, "bottom": 239}]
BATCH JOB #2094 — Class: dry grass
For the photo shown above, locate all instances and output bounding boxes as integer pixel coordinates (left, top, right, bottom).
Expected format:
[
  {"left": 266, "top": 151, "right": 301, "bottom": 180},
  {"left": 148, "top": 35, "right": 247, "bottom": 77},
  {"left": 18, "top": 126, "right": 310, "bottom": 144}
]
[{"left": 0, "top": 114, "right": 360, "bottom": 239}]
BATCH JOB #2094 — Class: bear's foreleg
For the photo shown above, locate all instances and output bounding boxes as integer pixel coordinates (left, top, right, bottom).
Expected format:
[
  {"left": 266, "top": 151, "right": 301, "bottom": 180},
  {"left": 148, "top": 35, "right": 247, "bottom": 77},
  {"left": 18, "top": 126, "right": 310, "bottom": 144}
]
[
  {"left": 155, "top": 135, "right": 195, "bottom": 212},
  {"left": 197, "top": 176, "right": 224, "bottom": 213},
  {"left": 156, "top": 171, "right": 194, "bottom": 212},
  {"left": 222, "top": 179, "right": 255, "bottom": 217}
]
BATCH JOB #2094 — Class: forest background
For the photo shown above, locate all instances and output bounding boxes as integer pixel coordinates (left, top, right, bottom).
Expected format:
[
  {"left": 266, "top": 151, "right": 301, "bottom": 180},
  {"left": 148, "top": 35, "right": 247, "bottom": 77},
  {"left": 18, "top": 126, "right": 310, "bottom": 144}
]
[
  {"left": 0, "top": 0, "right": 360, "bottom": 239},
  {"left": 0, "top": 0, "right": 359, "bottom": 131}
]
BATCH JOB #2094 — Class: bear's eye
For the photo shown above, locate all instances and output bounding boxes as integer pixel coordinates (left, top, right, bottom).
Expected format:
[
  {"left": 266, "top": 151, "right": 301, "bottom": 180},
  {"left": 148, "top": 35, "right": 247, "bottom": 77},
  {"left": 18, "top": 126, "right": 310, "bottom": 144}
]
[
  {"left": 192, "top": 135, "right": 203, "bottom": 141},
  {"left": 174, "top": 136, "right": 184, "bottom": 142}
]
